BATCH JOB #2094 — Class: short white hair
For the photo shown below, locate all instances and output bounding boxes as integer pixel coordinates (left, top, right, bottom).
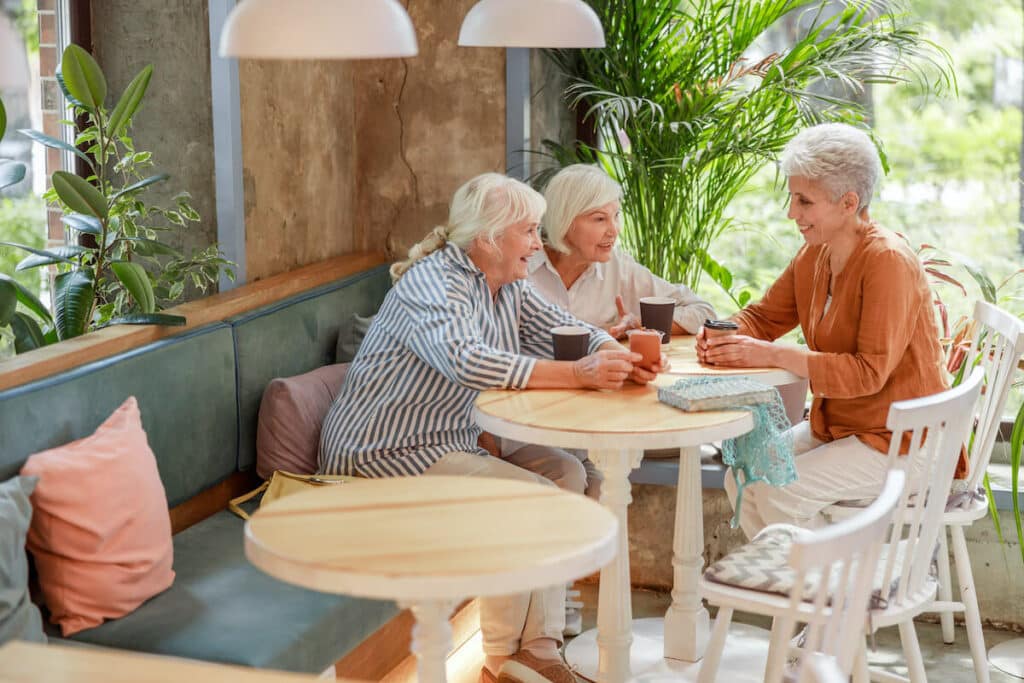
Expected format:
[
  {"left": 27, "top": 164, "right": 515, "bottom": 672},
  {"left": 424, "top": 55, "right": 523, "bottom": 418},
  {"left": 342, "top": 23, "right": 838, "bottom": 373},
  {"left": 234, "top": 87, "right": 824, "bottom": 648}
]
[
  {"left": 541, "top": 164, "right": 622, "bottom": 254},
  {"left": 391, "top": 173, "right": 545, "bottom": 282},
  {"left": 780, "top": 123, "right": 882, "bottom": 211}
]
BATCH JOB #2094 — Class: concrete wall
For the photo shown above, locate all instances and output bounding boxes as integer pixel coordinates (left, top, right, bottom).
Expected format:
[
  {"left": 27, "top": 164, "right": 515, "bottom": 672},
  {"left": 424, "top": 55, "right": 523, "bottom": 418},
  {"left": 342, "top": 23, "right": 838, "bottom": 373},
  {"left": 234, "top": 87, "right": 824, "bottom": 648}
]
[{"left": 91, "top": 0, "right": 218, "bottom": 271}]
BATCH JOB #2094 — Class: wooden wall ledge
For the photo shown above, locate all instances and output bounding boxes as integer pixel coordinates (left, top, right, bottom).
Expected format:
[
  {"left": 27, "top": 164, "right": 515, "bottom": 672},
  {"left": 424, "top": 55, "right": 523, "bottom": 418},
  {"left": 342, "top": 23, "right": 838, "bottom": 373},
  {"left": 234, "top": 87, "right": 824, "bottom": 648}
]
[{"left": 0, "top": 252, "right": 389, "bottom": 393}]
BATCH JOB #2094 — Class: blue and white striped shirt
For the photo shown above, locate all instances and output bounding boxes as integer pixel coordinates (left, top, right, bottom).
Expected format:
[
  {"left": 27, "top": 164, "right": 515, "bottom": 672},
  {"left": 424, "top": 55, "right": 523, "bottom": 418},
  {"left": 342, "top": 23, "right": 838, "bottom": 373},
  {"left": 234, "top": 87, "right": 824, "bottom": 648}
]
[{"left": 318, "top": 243, "right": 614, "bottom": 477}]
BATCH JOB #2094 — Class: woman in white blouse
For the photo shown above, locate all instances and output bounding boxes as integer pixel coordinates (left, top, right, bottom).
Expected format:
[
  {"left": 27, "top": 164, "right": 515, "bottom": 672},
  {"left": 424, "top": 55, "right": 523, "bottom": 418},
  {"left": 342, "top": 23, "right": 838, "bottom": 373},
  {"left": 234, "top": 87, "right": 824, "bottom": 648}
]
[{"left": 529, "top": 164, "right": 716, "bottom": 339}]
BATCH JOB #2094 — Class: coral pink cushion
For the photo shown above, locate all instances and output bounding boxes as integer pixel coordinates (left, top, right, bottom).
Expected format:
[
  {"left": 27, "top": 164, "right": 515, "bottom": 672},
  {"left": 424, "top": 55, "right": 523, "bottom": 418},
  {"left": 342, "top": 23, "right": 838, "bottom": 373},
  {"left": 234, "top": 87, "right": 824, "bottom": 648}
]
[
  {"left": 256, "top": 364, "right": 350, "bottom": 479},
  {"left": 21, "top": 397, "right": 174, "bottom": 636}
]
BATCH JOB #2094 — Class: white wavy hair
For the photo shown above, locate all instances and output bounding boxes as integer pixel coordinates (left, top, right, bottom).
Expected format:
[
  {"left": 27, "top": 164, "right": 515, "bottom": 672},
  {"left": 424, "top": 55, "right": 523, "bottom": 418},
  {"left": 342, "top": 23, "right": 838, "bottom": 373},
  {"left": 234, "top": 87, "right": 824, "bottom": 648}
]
[
  {"left": 390, "top": 173, "right": 546, "bottom": 282},
  {"left": 780, "top": 123, "right": 882, "bottom": 211},
  {"left": 541, "top": 164, "right": 623, "bottom": 254}
]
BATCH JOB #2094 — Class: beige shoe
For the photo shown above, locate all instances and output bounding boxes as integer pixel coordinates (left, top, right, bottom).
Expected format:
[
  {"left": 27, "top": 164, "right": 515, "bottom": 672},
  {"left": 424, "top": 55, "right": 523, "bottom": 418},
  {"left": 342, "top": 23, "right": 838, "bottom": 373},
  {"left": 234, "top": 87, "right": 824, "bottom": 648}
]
[{"left": 497, "top": 651, "right": 576, "bottom": 683}]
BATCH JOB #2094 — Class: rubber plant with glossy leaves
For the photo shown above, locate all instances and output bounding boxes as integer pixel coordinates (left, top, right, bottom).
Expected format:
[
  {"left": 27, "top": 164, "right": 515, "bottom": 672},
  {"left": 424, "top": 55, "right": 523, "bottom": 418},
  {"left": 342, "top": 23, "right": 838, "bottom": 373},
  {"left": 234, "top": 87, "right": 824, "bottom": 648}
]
[{"left": 0, "top": 44, "right": 233, "bottom": 354}]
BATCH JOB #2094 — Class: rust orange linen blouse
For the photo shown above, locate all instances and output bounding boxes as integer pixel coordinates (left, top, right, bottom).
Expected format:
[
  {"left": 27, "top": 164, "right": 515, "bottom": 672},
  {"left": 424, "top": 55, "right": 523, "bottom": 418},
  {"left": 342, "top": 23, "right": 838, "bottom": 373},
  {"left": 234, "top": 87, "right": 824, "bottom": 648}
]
[{"left": 732, "top": 224, "right": 964, "bottom": 477}]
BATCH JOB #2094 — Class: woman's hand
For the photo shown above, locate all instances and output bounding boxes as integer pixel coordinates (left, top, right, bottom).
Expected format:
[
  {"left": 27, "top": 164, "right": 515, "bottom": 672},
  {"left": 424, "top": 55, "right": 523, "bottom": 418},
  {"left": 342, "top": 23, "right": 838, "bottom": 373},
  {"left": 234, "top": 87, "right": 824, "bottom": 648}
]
[
  {"left": 695, "top": 325, "right": 708, "bottom": 362},
  {"left": 701, "top": 334, "right": 777, "bottom": 368},
  {"left": 574, "top": 349, "right": 640, "bottom": 390},
  {"left": 607, "top": 295, "right": 642, "bottom": 340},
  {"left": 628, "top": 352, "right": 670, "bottom": 385}
]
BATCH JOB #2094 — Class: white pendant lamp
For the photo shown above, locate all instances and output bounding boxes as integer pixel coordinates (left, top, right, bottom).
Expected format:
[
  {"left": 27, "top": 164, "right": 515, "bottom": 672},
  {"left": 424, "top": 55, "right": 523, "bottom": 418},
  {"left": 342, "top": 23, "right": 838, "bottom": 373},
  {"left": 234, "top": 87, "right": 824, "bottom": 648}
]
[
  {"left": 219, "top": 0, "right": 418, "bottom": 59},
  {"left": 458, "top": 0, "right": 605, "bottom": 48}
]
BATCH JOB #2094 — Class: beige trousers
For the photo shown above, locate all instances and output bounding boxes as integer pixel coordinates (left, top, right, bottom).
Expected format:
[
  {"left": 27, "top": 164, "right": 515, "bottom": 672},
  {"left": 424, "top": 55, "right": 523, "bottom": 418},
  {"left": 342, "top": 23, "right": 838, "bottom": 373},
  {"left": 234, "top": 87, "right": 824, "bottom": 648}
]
[
  {"left": 724, "top": 421, "right": 889, "bottom": 540},
  {"left": 423, "top": 451, "right": 566, "bottom": 655},
  {"left": 500, "top": 439, "right": 603, "bottom": 500}
]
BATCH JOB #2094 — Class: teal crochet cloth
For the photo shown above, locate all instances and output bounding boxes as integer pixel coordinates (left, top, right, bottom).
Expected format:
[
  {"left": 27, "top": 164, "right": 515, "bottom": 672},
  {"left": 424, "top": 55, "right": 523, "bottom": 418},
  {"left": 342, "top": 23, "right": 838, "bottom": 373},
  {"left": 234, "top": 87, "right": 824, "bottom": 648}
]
[{"left": 658, "top": 377, "right": 797, "bottom": 527}]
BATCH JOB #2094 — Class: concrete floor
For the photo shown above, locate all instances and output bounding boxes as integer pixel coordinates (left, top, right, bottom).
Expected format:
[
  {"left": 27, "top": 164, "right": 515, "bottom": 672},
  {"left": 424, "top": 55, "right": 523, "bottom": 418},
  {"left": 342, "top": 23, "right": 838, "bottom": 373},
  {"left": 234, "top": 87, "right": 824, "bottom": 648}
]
[{"left": 571, "top": 584, "right": 1023, "bottom": 682}]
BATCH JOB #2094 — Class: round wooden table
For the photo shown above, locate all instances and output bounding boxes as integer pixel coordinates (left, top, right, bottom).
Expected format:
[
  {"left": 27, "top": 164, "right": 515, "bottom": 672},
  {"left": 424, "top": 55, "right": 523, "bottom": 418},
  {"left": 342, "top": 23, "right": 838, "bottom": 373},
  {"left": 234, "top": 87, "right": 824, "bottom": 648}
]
[
  {"left": 244, "top": 475, "right": 619, "bottom": 683},
  {"left": 474, "top": 370, "right": 754, "bottom": 683}
]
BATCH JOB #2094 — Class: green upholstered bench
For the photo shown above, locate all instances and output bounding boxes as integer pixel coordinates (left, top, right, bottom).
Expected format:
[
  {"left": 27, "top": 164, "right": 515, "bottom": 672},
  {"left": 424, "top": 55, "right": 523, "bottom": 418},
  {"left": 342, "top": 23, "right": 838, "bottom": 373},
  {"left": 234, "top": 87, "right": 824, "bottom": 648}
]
[{"left": 0, "top": 262, "right": 396, "bottom": 674}]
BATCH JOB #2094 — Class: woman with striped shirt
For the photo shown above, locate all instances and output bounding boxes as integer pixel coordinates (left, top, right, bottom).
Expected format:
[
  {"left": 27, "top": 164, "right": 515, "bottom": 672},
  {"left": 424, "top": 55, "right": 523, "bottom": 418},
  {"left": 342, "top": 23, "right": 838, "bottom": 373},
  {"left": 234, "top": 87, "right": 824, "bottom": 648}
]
[{"left": 319, "top": 173, "right": 664, "bottom": 683}]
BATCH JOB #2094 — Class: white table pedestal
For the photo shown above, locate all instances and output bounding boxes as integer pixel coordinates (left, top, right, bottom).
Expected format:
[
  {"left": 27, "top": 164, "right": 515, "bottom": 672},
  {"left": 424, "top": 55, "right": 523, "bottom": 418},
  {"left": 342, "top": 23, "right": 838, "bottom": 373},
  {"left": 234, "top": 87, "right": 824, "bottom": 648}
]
[
  {"left": 663, "top": 446, "right": 710, "bottom": 661},
  {"left": 990, "top": 638, "right": 1024, "bottom": 679},
  {"left": 565, "top": 618, "right": 770, "bottom": 683},
  {"left": 589, "top": 448, "right": 645, "bottom": 683},
  {"left": 403, "top": 600, "right": 457, "bottom": 683}
]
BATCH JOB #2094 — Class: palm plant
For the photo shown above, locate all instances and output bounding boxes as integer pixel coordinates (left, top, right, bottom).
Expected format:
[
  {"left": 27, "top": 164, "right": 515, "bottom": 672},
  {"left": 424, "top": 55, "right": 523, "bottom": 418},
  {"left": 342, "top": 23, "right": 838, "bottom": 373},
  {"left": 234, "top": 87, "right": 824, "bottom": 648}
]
[{"left": 541, "top": 0, "right": 954, "bottom": 304}]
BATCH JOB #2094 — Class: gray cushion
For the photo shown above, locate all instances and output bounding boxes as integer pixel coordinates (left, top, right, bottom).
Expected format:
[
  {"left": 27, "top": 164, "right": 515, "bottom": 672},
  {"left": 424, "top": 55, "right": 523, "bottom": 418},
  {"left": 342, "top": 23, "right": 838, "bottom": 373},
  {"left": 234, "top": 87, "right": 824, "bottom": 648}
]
[
  {"left": 0, "top": 325, "right": 238, "bottom": 507},
  {"left": 335, "top": 314, "right": 375, "bottom": 363},
  {"left": 230, "top": 266, "right": 390, "bottom": 471},
  {"left": 0, "top": 476, "right": 45, "bottom": 646},
  {"left": 60, "top": 510, "right": 399, "bottom": 673}
]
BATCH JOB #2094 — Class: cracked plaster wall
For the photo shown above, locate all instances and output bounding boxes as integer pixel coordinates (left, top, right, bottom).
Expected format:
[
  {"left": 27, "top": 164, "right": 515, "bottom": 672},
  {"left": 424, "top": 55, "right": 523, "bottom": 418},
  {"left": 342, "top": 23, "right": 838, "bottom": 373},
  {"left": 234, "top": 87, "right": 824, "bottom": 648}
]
[{"left": 241, "top": 0, "right": 506, "bottom": 281}]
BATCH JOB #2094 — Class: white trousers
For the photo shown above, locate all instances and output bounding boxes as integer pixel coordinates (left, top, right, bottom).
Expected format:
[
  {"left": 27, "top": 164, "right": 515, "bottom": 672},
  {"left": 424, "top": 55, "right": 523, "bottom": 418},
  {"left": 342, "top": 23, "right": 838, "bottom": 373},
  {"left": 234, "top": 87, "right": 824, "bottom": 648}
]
[
  {"left": 423, "top": 451, "right": 565, "bottom": 655},
  {"left": 724, "top": 421, "right": 889, "bottom": 540}
]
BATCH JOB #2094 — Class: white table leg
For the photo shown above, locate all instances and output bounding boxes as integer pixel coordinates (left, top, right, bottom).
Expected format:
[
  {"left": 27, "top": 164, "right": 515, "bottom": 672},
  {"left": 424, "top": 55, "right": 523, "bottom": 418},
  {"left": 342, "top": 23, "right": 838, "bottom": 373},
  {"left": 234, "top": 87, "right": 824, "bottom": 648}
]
[
  {"left": 663, "top": 445, "right": 710, "bottom": 662},
  {"left": 588, "top": 448, "right": 643, "bottom": 683},
  {"left": 402, "top": 600, "right": 456, "bottom": 683}
]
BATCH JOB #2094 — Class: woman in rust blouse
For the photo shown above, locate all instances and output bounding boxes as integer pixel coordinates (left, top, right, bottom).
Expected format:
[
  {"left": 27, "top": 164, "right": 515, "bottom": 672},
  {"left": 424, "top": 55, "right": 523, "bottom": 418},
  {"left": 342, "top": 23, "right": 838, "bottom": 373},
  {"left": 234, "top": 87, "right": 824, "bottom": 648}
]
[{"left": 698, "top": 122, "right": 950, "bottom": 539}]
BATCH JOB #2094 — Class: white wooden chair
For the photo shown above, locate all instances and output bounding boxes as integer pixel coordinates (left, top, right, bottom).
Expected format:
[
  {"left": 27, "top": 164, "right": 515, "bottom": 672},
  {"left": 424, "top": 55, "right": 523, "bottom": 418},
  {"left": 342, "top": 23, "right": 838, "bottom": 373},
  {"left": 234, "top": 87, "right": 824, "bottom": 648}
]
[
  {"left": 828, "top": 301, "right": 1024, "bottom": 683},
  {"left": 698, "top": 368, "right": 984, "bottom": 683},
  {"left": 697, "top": 470, "right": 906, "bottom": 683},
  {"left": 934, "top": 301, "right": 1024, "bottom": 682}
]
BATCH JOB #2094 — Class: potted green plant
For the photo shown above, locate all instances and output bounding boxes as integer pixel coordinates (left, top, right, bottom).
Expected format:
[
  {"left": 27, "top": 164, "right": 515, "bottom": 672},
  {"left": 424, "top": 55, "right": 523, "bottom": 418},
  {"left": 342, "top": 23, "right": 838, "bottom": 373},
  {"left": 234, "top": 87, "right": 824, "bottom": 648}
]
[
  {"left": 0, "top": 44, "right": 232, "bottom": 353},
  {"left": 539, "top": 0, "right": 954, "bottom": 306}
]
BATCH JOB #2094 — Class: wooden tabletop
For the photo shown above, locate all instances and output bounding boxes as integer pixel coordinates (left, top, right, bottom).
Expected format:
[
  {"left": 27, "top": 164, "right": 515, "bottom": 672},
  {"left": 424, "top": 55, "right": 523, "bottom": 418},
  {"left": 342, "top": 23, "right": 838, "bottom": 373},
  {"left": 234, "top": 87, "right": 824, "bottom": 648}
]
[
  {"left": 0, "top": 640, "right": 325, "bottom": 682},
  {"left": 475, "top": 374, "right": 753, "bottom": 452},
  {"left": 245, "top": 476, "right": 618, "bottom": 603},
  {"left": 662, "top": 335, "right": 801, "bottom": 386}
]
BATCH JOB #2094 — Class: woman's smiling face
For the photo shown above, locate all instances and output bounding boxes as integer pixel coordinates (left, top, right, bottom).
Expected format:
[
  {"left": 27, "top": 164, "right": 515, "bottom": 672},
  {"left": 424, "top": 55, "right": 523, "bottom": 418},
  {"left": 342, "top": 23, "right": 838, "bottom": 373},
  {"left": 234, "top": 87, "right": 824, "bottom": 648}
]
[
  {"left": 480, "top": 218, "right": 543, "bottom": 286},
  {"left": 565, "top": 200, "right": 622, "bottom": 263},
  {"left": 786, "top": 176, "right": 855, "bottom": 246}
]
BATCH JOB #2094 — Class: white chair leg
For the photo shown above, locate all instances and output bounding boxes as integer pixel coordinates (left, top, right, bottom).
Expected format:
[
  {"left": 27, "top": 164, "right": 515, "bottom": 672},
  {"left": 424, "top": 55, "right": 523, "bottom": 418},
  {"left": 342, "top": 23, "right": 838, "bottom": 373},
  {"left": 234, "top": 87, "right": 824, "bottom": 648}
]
[
  {"left": 852, "top": 636, "right": 870, "bottom": 683},
  {"left": 950, "top": 524, "right": 990, "bottom": 683},
  {"left": 935, "top": 525, "right": 955, "bottom": 644},
  {"left": 897, "top": 620, "right": 927, "bottom": 683},
  {"left": 764, "top": 616, "right": 794, "bottom": 683},
  {"left": 697, "top": 607, "right": 733, "bottom": 683}
]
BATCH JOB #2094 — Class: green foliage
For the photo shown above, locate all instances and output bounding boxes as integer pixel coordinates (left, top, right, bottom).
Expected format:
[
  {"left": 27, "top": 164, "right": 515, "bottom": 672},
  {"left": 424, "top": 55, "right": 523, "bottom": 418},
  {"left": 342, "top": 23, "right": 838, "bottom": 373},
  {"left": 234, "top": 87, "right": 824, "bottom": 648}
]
[
  {"left": 0, "top": 44, "right": 234, "bottom": 352},
  {"left": 541, "top": 0, "right": 954, "bottom": 300}
]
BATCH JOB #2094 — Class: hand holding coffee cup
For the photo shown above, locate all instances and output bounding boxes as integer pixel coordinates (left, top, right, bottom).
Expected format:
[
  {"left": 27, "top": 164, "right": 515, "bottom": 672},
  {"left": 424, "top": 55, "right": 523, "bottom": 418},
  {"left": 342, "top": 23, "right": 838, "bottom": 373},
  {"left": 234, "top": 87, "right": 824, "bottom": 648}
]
[
  {"left": 699, "top": 319, "right": 740, "bottom": 364},
  {"left": 639, "top": 296, "right": 675, "bottom": 343},
  {"left": 551, "top": 325, "right": 591, "bottom": 361}
]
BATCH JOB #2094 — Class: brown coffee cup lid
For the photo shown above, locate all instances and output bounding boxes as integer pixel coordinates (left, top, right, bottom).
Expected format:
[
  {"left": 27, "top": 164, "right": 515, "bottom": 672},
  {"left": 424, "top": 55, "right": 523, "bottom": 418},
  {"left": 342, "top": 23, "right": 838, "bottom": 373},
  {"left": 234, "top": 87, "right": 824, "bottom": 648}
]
[{"left": 704, "top": 319, "right": 739, "bottom": 331}]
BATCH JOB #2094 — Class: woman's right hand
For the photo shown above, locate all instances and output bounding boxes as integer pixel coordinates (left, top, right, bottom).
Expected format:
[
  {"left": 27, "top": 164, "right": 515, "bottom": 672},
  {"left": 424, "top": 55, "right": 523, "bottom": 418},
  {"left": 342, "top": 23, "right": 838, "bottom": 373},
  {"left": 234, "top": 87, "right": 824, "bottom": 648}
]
[{"left": 573, "top": 350, "right": 640, "bottom": 390}]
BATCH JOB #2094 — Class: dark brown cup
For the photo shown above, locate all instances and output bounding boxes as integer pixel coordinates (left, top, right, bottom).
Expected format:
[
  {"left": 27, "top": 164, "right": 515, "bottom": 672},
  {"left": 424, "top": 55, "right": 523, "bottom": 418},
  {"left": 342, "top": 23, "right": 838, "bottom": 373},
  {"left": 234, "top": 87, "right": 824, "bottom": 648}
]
[
  {"left": 551, "top": 325, "right": 590, "bottom": 361},
  {"left": 627, "top": 328, "right": 662, "bottom": 369},
  {"left": 639, "top": 296, "right": 674, "bottom": 343}
]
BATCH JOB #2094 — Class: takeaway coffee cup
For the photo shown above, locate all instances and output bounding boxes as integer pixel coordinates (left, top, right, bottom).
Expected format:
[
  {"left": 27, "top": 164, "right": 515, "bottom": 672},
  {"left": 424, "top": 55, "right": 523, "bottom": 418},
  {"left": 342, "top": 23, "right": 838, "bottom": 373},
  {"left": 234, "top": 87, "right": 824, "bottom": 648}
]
[
  {"left": 627, "top": 328, "right": 662, "bottom": 369},
  {"left": 551, "top": 326, "right": 590, "bottom": 361},
  {"left": 703, "top": 319, "right": 739, "bottom": 339},
  {"left": 639, "top": 296, "right": 674, "bottom": 343}
]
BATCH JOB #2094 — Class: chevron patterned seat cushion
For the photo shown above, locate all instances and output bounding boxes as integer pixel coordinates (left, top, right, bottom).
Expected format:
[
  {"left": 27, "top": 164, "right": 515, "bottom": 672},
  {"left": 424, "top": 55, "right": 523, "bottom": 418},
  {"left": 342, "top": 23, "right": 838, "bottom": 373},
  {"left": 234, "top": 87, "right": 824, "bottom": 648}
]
[{"left": 703, "top": 524, "right": 913, "bottom": 607}]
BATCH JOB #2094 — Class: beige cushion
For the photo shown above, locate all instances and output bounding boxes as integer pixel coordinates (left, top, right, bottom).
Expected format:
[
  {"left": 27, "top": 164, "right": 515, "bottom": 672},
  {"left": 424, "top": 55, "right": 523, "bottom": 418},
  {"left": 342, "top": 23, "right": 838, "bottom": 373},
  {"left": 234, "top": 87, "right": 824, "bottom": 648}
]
[{"left": 256, "top": 364, "right": 350, "bottom": 479}]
